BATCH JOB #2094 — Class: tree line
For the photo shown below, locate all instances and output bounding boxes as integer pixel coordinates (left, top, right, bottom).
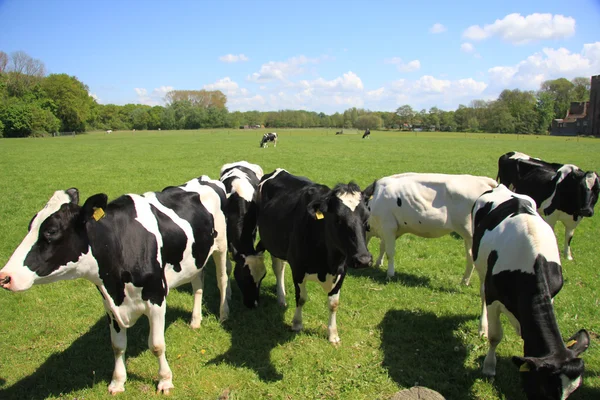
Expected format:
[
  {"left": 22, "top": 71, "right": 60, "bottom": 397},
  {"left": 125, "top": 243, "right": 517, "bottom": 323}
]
[{"left": 0, "top": 50, "right": 592, "bottom": 137}]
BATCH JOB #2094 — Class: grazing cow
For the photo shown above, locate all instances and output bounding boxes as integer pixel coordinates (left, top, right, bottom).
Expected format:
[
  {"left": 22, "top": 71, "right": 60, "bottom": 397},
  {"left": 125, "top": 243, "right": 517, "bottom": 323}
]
[
  {"left": 497, "top": 151, "right": 600, "bottom": 260},
  {"left": 364, "top": 173, "right": 497, "bottom": 284},
  {"left": 106, "top": 129, "right": 113, "bottom": 134},
  {"left": 472, "top": 184, "right": 589, "bottom": 400},
  {"left": 237, "top": 169, "right": 371, "bottom": 343},
  {"left": 335, "top": 130, "right": 343, "bottom": 135},
  {"left": 362, "top": 128, "right": 371, "bottom": 139},
  {"left": 260, "top": 132, "right": 278, "bottom": 148},
  {"left": 0, "top": 176, "right": 229, "bottom": 395},
  {"left": 219, "top": 161, "right": 266, "bottom": 308}
]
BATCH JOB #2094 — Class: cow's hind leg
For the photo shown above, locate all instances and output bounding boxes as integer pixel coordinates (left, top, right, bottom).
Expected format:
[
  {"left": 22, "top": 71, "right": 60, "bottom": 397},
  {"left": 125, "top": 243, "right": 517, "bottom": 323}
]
[
  {"left": 148, "top": 303, "right": 174, "bottom": 394},
  {"left": 291, "top": 279, "right": 307, "bottom": 332},
  {"left": 461, "top": 236, "right": 475, "bottom": 286},
  {"left": 107, "top": 317, "right": 128, "bottom": 394},
  {"left": 272, "top": 256, "right": 287, "bottom": 307},
  {"left": 213, "top": 250, "right": 230, "bottom": 322},
  {"left": 482, "top": 302, "right": 503, "bottom": 376},
  {"left": 190, "top": 269, "right": 205, "bottom": 329},
  {"left": 382, "top": 230, "right": 397, "bottom": 279}
]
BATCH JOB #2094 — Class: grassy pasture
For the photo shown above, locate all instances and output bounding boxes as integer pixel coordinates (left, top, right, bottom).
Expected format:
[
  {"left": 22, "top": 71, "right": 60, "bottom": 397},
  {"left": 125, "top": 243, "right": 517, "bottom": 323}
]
[{"left": 0, "top": 129, "right": 599, "bottom": 400}]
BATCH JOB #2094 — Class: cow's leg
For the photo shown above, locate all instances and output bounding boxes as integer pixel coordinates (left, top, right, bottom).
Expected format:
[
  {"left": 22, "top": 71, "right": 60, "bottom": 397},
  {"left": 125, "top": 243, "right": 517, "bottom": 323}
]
[
  {"left": 272, "top": 256, "right": 287, "bottom": 307},
  {"left": 375, "top": 238, "right": 385, "bottom": 268},
  {"left": 225, "top": 257, "right": 233, "bottom": 301},
  {"left": 327, "top": 291, "right": 341, "bottom": 343},
  {"left": 382, "top": 230, "right": 397, "bottom": 279},
  {"left": 482, "top": 302, "right": 503, "bottom": 376},
  {"left": 461, "top": 236, "right": 475, "bottom": 286},
  {"left": 213, "top": 250, "right": 230, "bottom": 322},
  {"left": 190, "top": 268, "right": 205, "bottom": 329},
  {"left": 562, "top": 219, "right": 578, "bottom": 261},
  {"left": 148, "top": 303, "right": 174, "bottom": 394},
  {"left": 108, "top": 319, "right": 128, "bottom": 394},
  {"left": 291, "top": 279, "right": 307, "bottom": 332},
  {"left": 479, "top": 282, "right": 488, "bottom": 337}
]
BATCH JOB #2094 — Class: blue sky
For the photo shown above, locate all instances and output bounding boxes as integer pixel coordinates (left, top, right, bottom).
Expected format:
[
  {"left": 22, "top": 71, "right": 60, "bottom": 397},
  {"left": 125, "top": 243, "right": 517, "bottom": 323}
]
[{"left": 1, "top": 0, "right": 599, "bottom": 113}]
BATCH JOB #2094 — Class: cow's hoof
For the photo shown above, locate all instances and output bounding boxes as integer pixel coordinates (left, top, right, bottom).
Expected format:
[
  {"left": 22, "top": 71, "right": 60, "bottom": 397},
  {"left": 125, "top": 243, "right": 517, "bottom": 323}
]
[
  {"left": 291, "top": 321, "right": 303, "bottom": 332},
  {"left": 278, "top": 299, "right": 288, "bottom": 308},
  {"left": 329, "top": 335, "right": 341, "bottom": 344},
  {"left": 157, "top": 379, "right": 174, "bottom": 395},
  {"left": 108, "top": 381, "right": 125, "bottom": 395},
  {"left": 461, "top": 279, "right": 471, "bottom": 286},
  {"left": 190, "top": 318, "right": 202, "bottom": 329}
]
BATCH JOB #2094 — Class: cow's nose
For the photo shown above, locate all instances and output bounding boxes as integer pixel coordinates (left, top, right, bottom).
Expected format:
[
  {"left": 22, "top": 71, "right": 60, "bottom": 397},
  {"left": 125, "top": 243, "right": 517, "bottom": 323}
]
[
  {"left": 0, "top": 272, "right": 12, "bottom": 290},
  {"left": 353, "top": 253, "right": 373, "bottom": 268}
]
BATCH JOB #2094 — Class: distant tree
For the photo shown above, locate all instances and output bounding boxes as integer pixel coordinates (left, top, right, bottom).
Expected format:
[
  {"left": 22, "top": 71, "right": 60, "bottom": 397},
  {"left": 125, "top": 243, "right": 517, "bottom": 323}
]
[
  {"left": 498, "top": 89, "right": 537, "bottom": 133},
  {"left": 0, "top": 51, "right": 8, "bottom": 73},
  {"left": 4, "top": 51, "right": 46, "bottom": 97},
  {"left": 571, "top": 77, "right": 591, "bottom": 102},
  {"left": 535, "top": 91, "right": 555, "bottom": 134},
  {"left": 165, "top": 90, "right": 227, "bottom": 109},
  {"left": 395, "top": 105, "right": 415, "bottom": 128},
  {"left": 354, "top": 114, "right": 383, "bottom": 130},
  {"left": 485, "top": 101, "right": 514, "bottom": 133},
  {"left": 440, "top": 111, "right": 456, "bottom": 131},
  {"left": 41, "top": 74, "right": 95, "bottom": 132},
  {"left": 540, "top": 78, "right": 575, "bottom": 120}
]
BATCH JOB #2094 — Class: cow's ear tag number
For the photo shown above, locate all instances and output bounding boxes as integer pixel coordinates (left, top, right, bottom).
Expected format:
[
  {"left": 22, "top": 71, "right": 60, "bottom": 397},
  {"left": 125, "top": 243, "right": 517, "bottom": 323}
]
[
  {"left": 315, "top": 211, "right": 324, "bottom": 220},
  {"left": 92, "top": 207, "right": 106, "bottom": 221}
]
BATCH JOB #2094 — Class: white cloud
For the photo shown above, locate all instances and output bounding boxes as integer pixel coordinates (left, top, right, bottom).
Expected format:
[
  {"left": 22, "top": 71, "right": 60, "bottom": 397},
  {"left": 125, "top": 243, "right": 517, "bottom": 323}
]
[
  {"left": 461, "top": 42, "right": 475, "bottom": 53},
  {"left": 385, "top": 57, "right": 421, "bottom": 72},
  {"left": 203, "top": 77, "right": 248, "bottom": 97},
  {"left": 463, "top": 13, "right": 576, "bottom": 44},
  {"left": 308, "top": 71, "right": 364, "bottom": 92},
  {"left": 487, "top": 42, "right": 600, "bottom": 90},
  {"left": 430, "top": 23, "right": 447, "bottom": 34},
  {"left": 219, "top": 54, "right": 249, "bottom": 63},
  {"left": 134, "top": 86, "right": 174, "bottom": 106},
  {"left": 247, "top": 55, "right": 320, "bottom": 82}
]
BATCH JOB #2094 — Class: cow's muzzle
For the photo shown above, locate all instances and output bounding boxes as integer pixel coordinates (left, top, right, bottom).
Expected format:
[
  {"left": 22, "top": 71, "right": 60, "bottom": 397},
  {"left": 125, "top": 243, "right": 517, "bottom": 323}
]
[
  {"left": 580, "top": 208, "right": 594, "bottom": 218},
  {"left": 0, "top": 273, "right": 12, "bottom": 290},
  {"left": 352, "top": 253, "right": 373, "bottom": 269}
]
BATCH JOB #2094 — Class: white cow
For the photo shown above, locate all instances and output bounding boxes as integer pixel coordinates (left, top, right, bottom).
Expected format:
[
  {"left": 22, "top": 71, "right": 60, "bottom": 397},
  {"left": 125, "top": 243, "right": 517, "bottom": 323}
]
[{"left": 365, "top": 173, "right": 497, "bottom": 284}]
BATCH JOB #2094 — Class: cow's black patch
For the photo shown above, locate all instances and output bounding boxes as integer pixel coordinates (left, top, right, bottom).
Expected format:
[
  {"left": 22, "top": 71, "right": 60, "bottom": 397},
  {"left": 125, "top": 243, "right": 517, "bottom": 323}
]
[
  {"left": 148, "top": 203, "right": 186, "bottom": 273},
  {"left": 396, "top": 197, "right": 402, "bottom": 207}
]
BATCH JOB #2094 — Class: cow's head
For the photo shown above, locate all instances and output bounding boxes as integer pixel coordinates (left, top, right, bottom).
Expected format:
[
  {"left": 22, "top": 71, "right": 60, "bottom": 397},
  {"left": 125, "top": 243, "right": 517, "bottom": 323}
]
[
  {"left": 307, "top": 182, "right": 372, "bottom": 268},
  {"left": 0, "top": 189, "right": 105, "bottom": 291},
  {"left": 233, "top": 251, "right": 266, "bottom": 308},
  {"left": 576, "top": 171, "right": 599, "bottom": 217},
  {"left": 513, "top": 329, "right": 590, "bottom": 400}
]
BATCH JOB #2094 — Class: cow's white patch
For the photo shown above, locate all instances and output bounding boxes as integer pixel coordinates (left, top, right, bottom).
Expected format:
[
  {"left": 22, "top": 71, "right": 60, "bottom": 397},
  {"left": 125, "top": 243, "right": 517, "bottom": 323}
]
[
  {"left": 245, "top": 254, "right": 266, "bottom": 286},
  {"left": 220, "top": 161, "right": 264, "bottom": 180},
  {"left": 131, "top": 194, "right": 164, "bottom": 268},
  {"left": 231, "top": 178, "right": 255, "bottom": 202},
  {"left": 0, "top": 190, "right": 72, "bottom": 291},
  {"left": 337, "top": 192, "right": 361, "bottom": 211},
  {"left": 303, "top": 273, "right": 341, "bottom": 293},
  {"left": 509, "top": 152, "right": 531, "bottom": 161},
  {"left": 561, "top": 374, "right": 582, "bottom": 400},
  {"left": 540, "top": 165, "right": 578, "bottom": 214},
  {"left": 259, "top": 168, "right": 286, "bottom": 192},
  {"left": 99, "top": 282, "right": 146, "bottom": 328},
  {"left": 585, "top": 172, "right": 597, "bottom": 190}
]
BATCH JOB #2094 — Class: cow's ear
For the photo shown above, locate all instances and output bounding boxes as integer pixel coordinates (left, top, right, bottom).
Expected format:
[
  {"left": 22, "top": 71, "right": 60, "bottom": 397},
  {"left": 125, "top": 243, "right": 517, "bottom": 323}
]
[
  {"left": 307, "top": 198, "right": 327, "bottom": 219},
  {"left": 66, "top": 188, "right": 79, "bottom": 205},
  {"left": 81, "top": 194, "right": 109, "bottom": 223},
  {"left": 512, "top": 356, "right": 554, "bottom": 372},
  {"left": 566, "top": 329, "right": 590, "bottom": 356}
]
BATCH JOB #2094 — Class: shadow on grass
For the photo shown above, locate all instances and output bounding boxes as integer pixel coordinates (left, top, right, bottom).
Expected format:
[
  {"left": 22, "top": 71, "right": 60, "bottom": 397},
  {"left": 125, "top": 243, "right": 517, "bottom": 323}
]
[
  {"left": 379, "top": 309, "right": 538, "bottom": 400},
  {"left": 348, "top": 265, "right": 432, "bottom": 287},
  {"left": 0, "top": 306, "right": 192, "bottom": 400}
]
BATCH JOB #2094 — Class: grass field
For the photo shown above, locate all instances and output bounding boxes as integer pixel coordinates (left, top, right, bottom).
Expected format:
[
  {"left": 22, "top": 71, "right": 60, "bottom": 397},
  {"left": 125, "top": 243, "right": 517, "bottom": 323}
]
[{"left": 0, "top": 129, "right": 599, "bottom": 400}]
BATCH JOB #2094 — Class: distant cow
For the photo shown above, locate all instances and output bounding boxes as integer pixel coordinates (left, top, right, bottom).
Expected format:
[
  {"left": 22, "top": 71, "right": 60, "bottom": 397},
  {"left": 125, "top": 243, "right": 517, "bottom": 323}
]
[
  {"left": 106, "top": 129, "right": 112, "bottom": 134},
  {"left": 362, "top": 128, "right": 371, "bottom": 139},
  {"left": 219, "top": 161, "right": 265, "bottom": 308},
  {"left": 472, "top": 184, "right": 589, "bottom": 400},
  {"left": 364, "top": 173, "right": 497, "bottom": 284},
  {"left": 237, "top": 169, "right": 372, "bottom": 343},
  {"left": 497, "top": 151, "right": 600, "bottom": 260},
  {"left": 0, "top": 177, "right": 229, "bottom": 394},
  {"left": 260, "top": 132, "right": 278, "bottom": 148},
  {"left": 336, "top": 130, "right": 343, "bottom": 135}
]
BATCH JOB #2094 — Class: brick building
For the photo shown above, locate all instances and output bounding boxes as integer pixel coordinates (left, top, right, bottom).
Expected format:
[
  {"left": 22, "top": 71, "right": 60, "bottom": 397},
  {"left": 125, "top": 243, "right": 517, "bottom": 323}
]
[{"left": 551, "top": 75, "right": 600, "bottom": 136}]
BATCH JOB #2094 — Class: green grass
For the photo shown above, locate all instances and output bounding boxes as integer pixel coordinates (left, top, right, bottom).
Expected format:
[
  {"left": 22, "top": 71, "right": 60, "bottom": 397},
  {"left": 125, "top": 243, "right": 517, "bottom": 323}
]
[{"left": 0, "top": 129, "right": 598, "bottom": 400}]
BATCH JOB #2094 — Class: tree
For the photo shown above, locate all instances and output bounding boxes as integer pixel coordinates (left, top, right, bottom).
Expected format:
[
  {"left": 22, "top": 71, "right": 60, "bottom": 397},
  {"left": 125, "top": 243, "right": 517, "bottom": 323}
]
[
  {"left": 571, "top": 77, "right": 591, "bottom": 102},
  {"left": 485, "top": 101, "right": 514, "bottom": 133},
  {"left": 165, "top": 90, "right": 227, "bottom": 109},
  {"left": 395, "top": 105, "right": 414, "bottom": 128},
  {"left": 535, "top": 91, "right": 555, "bottom": 134},
  {"left": 41, "top": 74, "right": 96, "bottom": 132},
  {"left": 354, "top": 114, "right": 383, "bottom": 130},
  {"left": 540, "top": 78, "right": 575, "bottom": 120},
  {"left": 0, "top": 51, "right": 7, "bottom": 73},
  {"left": 498, "top": 89, "right": 537, "bottom": 133}
]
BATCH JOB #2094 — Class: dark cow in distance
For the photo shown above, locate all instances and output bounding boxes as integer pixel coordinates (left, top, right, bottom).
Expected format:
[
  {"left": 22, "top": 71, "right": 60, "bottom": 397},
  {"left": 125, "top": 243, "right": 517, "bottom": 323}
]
[
  {"left": 497, "top": 151, "right": 600, "bottom": 260},
  {"left": 0, "top": 176, "right": 229, "bottom": 395},
  {"left": 260, "top": 132, "right": 278, "bottom": 148},
  {"left": 237, "top": 169, "right": 372, "bottom": 343},
  {"left": 362, "top": 128, "right": 371, "bottom": 139},
  {"left": 472, "top": 184, "right": 589, "bottom": 400},
  {"left": 219, "top": 161, "right": 265, "bottom": 308}
]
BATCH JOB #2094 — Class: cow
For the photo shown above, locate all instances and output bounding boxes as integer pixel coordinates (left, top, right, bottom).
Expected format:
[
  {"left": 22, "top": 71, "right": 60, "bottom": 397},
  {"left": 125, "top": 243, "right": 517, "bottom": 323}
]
[
  {"left": 260, "top": 132, "right": 278, "bottom": 148},
  {"left": 472, "top": 184, "right": 589, "bottom": 400},
  {"left": 0, "top": 176, "right": 229, "bottom": 395},
  {"left": 106, "top": 129, "right": 113, "bottom": 134},
  {"left": 219, "top": 161, "right": 266, "bottom": 308},
  {"left": 364, "top": 173, "right": 497, "bottom": 284},
  {"left": 335, "top": 130, "right": 343, "bottom": 135},
  {"left": 497, "top": 151, "right": 600, "bottom": 260},
  {"left": 236, "top": 169, "right": 372, "bottom": 343},
  {"left": 362, "top": 128, "right": 371, "bottom": 139}
]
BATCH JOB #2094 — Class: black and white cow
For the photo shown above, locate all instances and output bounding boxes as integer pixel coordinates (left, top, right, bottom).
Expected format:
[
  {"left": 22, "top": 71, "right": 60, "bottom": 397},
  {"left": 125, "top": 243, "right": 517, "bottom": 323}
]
[
  {"left": 362, "top": 128, "right": 371, "bottom": 139},
  {"left": 260, "top": 132, "right": 278, "bottom": 148},
  {"left": 237, "top": 169, "right": 372, "bottom": 343},
  {"left": 364, "top": 173, "right": 497, "bottom": 284},
  {"left": 472, "top": 184, "right": 589, "bottom": 400},
  {"left": 0, "top": 176, "right": 229, "bottom": 395},
  {"left": 497, "top": 151, "right": 600, "bottom": 260},
  {"left": 219, "top": 161, "right": 266, "bottom": 308}
]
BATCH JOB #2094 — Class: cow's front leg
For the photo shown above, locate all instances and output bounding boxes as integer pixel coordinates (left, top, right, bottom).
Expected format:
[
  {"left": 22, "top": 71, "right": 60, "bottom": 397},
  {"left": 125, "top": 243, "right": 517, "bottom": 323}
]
[
  {"left": 108, "top": 318, "right": 128, "bottom": 395},
  {"left": 148, "top": 303, "right": 174, "bottom": 394},
  {"left": 213, "top": 250, "right": 230, "bottom": 322},
  {"left": 272, "top": 256, "right": 287, "bottom": 307},
  {"left": 564, "top": 225, "right": 575, "bottom": 261},
  {"left": 190, "top": 269, "right": 205, "bottom": 329},
  {"left": 482, "top": 303, "right": 503, "bottom": 376},
  {"left": 327, "top": 291, "right": 341, "bottom": 344},
  {"left": 291, "top": 280, "right": 307, "bottom": 332},
  {"left": 382, "top": 231, "right": 397, "bottom": 279}
]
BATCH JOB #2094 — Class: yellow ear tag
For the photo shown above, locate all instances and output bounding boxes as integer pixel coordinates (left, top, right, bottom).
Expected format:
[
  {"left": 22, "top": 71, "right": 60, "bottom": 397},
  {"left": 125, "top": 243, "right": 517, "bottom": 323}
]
[
  {"left": 315, "top": 211, "right": 324, "bottom": 220},
  {"left": 566, "top": 339, "right": 577, "bottom": 348},
  {"left": 92, "top": 207, "right": 105, "bottom": 221},
  {"left": 369, "top": 195, "right": 373, "bottom": 200},
  {"left": 519, "top": 363, "right": 530, "bottom": 372}
]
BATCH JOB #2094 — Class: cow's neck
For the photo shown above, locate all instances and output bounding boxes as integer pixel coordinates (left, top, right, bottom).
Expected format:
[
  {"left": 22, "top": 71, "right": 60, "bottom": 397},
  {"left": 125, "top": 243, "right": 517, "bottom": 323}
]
[{"left": 519, "top": 294, "right": 567, "bottom": 358}]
